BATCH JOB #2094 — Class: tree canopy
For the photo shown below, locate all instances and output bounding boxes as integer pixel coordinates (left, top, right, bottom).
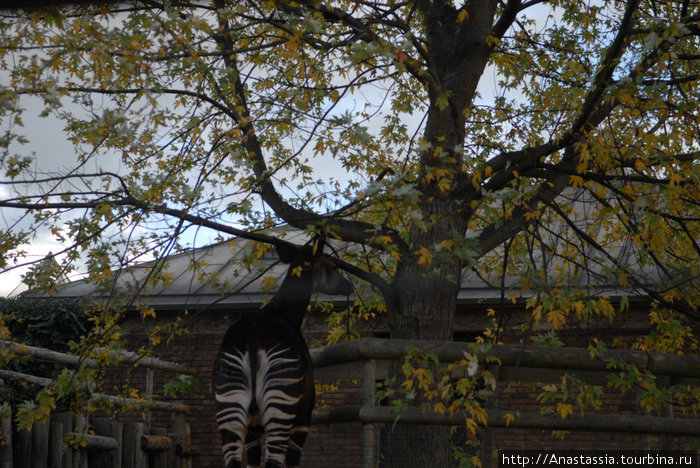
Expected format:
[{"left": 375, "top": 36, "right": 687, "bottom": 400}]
[{"left": 0, "top": 0, "right": 699, "bottom": 464}]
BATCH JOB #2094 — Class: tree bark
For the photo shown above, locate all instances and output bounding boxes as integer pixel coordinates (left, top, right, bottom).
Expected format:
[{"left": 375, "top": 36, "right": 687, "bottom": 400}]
[
  {"left": 385, "top": 228, "right": 462, "bottom": 466},
  {"left": 383, "top": 198, "right": 469, "bottom": 468},
  {"left": 379, "top": 3, "right": 499, "bottom": 464}
]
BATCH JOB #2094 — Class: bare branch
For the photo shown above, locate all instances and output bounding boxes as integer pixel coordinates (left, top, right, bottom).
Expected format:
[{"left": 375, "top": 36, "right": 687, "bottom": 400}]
[{"left": 210, "top": 0, "right": 406, "bottom": 251}]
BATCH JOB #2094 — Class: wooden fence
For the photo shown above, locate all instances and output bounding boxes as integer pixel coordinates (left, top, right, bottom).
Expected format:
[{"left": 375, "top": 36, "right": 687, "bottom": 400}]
[
  {"left": 0, "top": 408, "right": 195, "bottom": 468},
  {"left": 309, "top": 337, "right": 700, "bottom": 468},
  {"left": 3, "top": 337, "right": 700, "bottom": 467},
  {"left": 0, "top": 341, "right": 196, "bottom": 468}
]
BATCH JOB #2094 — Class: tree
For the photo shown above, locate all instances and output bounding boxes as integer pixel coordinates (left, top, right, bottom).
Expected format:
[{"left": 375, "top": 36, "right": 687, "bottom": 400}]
[{"left": 0, "top": 0, "right": 698, "bottom": 465}]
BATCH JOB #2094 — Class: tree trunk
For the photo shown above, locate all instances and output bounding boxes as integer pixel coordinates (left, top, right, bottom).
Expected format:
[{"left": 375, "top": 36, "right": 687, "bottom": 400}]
[
  {"left": 364, "top": 3, "right": 497, "bottom": 464},
  {"left": 384, "top": 283, "right": 458, "bottom": 467},
  {"left": 382, "top": 195, "right": 467, "bottom": 467},
  {"left": 391, "top": 258, "right": 459, "bottom": 342}
]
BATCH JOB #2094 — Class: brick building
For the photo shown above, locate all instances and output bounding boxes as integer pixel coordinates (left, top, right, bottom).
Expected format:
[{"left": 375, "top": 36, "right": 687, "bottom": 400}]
[{"left": 43, "top": 235, "right": 699, "bottom": 467}]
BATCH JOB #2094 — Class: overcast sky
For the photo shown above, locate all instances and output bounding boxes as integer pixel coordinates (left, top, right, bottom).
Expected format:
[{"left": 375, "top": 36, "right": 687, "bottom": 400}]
[{"left": 0, "top": 4, "right": 554, "bottom": 297}]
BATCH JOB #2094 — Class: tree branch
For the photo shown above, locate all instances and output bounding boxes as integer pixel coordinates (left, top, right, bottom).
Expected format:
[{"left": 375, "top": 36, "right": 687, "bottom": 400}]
[
  {"left": 482, "top": 0, "right": 642, "bottom": 193},
  {"left": 476, "top": 145, "right": 579, "bottom": 256},
  {"left": 472, "top": 0, "right": 679, "bottom": 256},
  {"left": 211, "top": 0, "right": 406, "bottom": 251},
  {"left": 277, "top": 0, "right": 436, "bottom": 90},
  {"left": 543, "top": 197, "right": 700, "bottom": 321}
]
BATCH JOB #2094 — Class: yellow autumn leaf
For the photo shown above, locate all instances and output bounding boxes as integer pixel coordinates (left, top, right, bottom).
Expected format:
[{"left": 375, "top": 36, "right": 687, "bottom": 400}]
[
  {"left": 262, "top": 275, "right": 278, "bottom": 292},
  {"left": 662, "top": 289, "right": 678, "bottom": 303},
  {"left": 471, "top": 169, "right": 482, "bottom": 184},
  {"left": 96, "top": 203, "right": 114, "bottom": 221},
  {"left": 504, "top": 412, "right": 515, "bottom": 426},
  {"left": 668, "top": 173, "right": 682, "bottom": 187},
  {"left": 138, "top": 305, "right": 156, "bottom": 319},
  {"left": 437, "top": 177, "right": 452, "bottom": 194},
  {"left": 621, "top": 185, "right": 636, "bottom": 198},
  {"left": 556, "top": 402, "right": 574, "bottom": 419},
  {"left": 619, "top": 272, "right": 631, "bottom": 287},
  {"left": 634, "top": 158, "right": 648, "bottom": 172},
  {"left": 439, "top": 239, "right": 454, "bottom": 251},
  {"left": 547, "top": 308, "right": 567, "bottom": 329},
  {"left": 569, "top": 175, "right": 584, "bottom": 188},
  {"left": 416, "top": 246, "right": 433, "bottom": 267}
]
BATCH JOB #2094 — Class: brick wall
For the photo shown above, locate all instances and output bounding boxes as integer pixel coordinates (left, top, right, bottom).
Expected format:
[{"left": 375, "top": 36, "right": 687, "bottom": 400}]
[
  {"left": 109, "top": 309, "right": 375, "bottom": 467},
  {"left": 104, "top": 303, "right": 698, "bottom": 467}
]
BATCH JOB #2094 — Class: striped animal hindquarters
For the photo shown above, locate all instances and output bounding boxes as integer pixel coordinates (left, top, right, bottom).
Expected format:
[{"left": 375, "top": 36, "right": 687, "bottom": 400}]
[
  {"left": 215, "top": 344, "right": 309, "bottom": 468},
  {"left": 215, "top": 349, "right": 253, "bottom": 465},
  {"left": 214, "top": 242, "right": 354, "bottom": 468}
]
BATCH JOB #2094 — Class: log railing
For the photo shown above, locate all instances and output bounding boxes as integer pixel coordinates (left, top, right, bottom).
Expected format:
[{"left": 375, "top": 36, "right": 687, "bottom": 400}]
[
  {"left": 309, "top": 338, "right": 700, "bottom": 468},
  {"left": 0, "top": 340, "right": 197, "bottom": 468},
  {"left": 310, "top": 337, "right": 700, "bottom": 377},
  {"left": 1, "top": 340, "right": 196, "bottom": 375},
  {"left": 0, "top": 339, "right": 193, "bottom": 413}
]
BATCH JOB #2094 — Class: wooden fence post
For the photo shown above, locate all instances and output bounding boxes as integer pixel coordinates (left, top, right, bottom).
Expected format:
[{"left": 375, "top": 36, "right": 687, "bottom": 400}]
[
  {"left": 660, "top": 375, "right": 675, "bottom": 451},
  {"left": 0, "top": 404, "right": 12, "bottom": 468},
  {"left": 48, "top": 421, "right": 63, "bottom": 468},
  {"left": 14, "top": 428, "right": 31, "bottom": 468},
  {"left": 170, "top": 413, "right": 183, "bottom": 468},
  {"left": 31, "top": 421, "right": 49, "bottom": 468},
  {"left": 89, "top": 417, "right": 115, "bottom": 468},
  {"left": 481, "top": 364, "right": 500, "bottom": 468},
  {"left": 74, "top": 414, "right": 89, "bottom": 468},
  {"left": 361, "top": 359, "right": 376, "bottom": 468},
  {"left": 172, "top": 413, "right": 195, "bottom": 468},
  {"left": 145, "top": 428, "right": 172, "bottom": 468},
  {"left": 110, "top": 421, "right": 122, "bottom": 468},
  {"left": 122, "top": 422, "right": 146, "bottom": 468},
  {"left": 53, "top": 413, "right": 73, "bottom": 468},
  {"left": 145, "top": 368, "right": 154, "bottom": 435}
]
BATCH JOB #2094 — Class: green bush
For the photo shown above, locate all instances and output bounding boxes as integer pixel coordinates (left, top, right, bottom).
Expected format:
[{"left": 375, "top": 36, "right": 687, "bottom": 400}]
[{"left": 0, "top": 296, "right": 91, "bottom": 407}]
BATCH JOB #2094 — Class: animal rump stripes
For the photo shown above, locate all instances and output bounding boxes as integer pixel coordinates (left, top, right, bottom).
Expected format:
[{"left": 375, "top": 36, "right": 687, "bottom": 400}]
[
  {"left": 214, "top": 241, "right": 353, "bottom": 468},
  {"left": 215, "top": 344, "right": 307, "bottom": 467}
]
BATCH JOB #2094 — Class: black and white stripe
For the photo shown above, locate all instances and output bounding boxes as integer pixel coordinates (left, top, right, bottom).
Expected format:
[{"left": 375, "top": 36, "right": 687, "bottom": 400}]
[
  {"left": 213, "top": 242, "right": 353, "bottom": 468},
  {"left": 215, "top": 343, "right": 310, "bottom": 468}
]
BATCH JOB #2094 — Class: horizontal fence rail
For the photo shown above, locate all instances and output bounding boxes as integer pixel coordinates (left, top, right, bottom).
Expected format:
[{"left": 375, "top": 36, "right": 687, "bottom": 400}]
[
  {"left": 312, "top": 406, "right": 700, "bottom": 436},
  {"left": 0, "top": 368, "right": 189, "bottom": 413},
  {"left": 1, "top": 340, "right": 196, "bottom": 375},
  {"left": 308, "top": 337, "right": 700, "bottom": 468},
  {"left": 309, "top": 337, "right": 700, "bottom": 378},
  {"left": 0, "top": 340, "right": 192, "bottom": 413}
]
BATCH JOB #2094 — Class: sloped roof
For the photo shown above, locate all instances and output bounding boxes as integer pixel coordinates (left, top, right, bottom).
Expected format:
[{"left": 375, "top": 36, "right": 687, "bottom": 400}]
[
  {"left": 44, "top": 237, "right": 316, "bottom": 310},
  {"left": 44, "top": 225, "right": 654, "bottom": 310},
  {"left": 37, "top": 185, "right": 675, "bottom": 309}
]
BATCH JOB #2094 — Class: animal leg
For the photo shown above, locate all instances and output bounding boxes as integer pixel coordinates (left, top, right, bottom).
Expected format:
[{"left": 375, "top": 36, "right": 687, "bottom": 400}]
[
  {"left": 215, "top": 350, "right": 254, "bottom": 468},
  {"left": 217, "top": 398, "right": 249, "bottom": 468},
  {"left": 256, "top": 346, "right": 305, "bottom": 468},
  {"left": 219, "top": 426, "right": 246, "bottom": 468},
  {"left": 285, "top": 425, "right": 309, "bottom": 468},
  {"left": 263, "top": 425, "right": 289, "bottom": 468},
  {"left": 245, "top": 424, "right": 263, "bottom": 468}
]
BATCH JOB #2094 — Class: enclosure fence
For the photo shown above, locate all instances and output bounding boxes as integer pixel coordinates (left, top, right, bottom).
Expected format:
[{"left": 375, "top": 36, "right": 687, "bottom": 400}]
[
  {"left": 0, "top": 340, "right": 195, "bottom": 468},
  {"left": 2, "top": 337, "right": 700, "bottom": 468},
  {"left": 309, "top": 338, "right": 700, "bottom": 468}
]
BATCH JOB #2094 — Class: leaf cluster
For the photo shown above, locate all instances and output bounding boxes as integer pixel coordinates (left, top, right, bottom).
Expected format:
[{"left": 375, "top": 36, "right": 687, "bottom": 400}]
[
  {"left": 377, "top": 345, "right": 499, "bottom": 466},
  {"left": 0, "top": 296, "right": 91, "bottom": 414}
]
